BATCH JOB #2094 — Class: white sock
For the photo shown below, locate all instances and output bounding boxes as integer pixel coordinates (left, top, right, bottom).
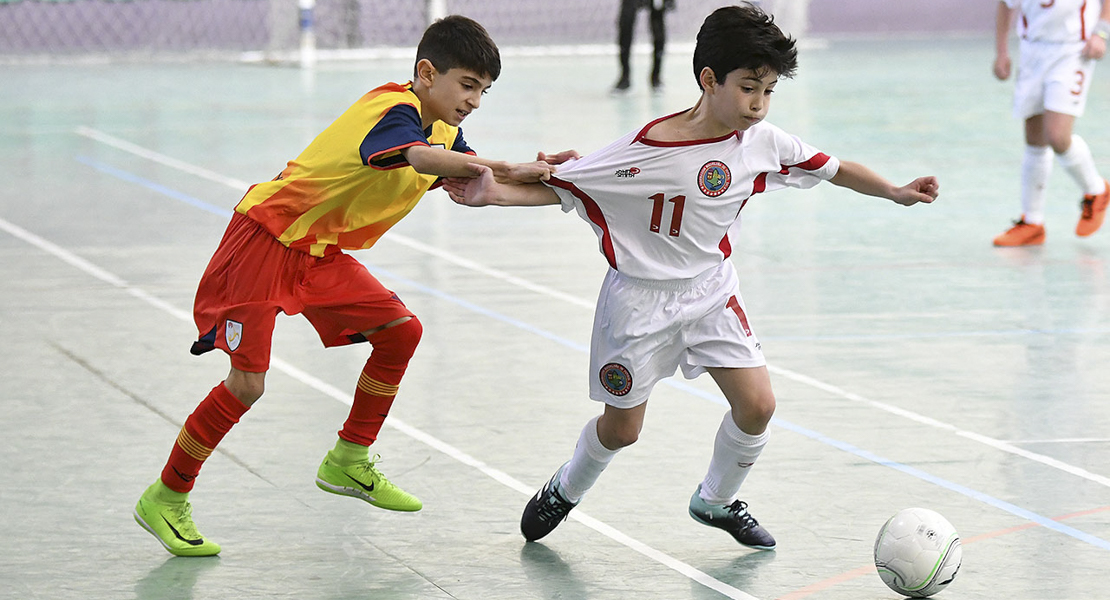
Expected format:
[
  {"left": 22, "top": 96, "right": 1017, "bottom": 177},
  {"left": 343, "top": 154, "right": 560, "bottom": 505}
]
[
  {"left": 1057, "top": 135, "right": 1105, "bottom": 196},
  {"left": 559, "top": 416, "right": 619, "bottom": 502},
  {"left": 699, "top": 412, "right": 769, "bottom": 505},
  {"left": 1021, "top": 144, "right": 1053, "bottom": 225}
]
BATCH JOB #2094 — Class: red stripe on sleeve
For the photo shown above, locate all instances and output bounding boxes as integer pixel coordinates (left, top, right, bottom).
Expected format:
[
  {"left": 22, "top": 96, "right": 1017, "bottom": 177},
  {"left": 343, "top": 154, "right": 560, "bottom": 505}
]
[
  {"left": 779, "top": 152, "right": 832, "bottom": 174},
  {"left": 366, "top": 141, "right": 428, "bottom": 170},
  {"left": 752, "top": 172, "right": 769, "bottom": 194}
]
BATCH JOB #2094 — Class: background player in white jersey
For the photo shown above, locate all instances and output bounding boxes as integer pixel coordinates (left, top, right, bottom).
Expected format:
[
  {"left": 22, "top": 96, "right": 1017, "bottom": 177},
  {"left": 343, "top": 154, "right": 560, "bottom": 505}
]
[
  {"left": 445, "top": 4, "right": 938, "bottom": 550},
  {"left": 992, "top": 0, "right": 1110, "bottom": 246}
]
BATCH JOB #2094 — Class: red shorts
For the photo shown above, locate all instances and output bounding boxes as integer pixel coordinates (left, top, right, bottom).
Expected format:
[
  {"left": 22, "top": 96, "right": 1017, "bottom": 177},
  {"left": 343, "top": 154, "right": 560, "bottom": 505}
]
[{"left": 191, "top": 213, "right": 414, "bottom": 372}]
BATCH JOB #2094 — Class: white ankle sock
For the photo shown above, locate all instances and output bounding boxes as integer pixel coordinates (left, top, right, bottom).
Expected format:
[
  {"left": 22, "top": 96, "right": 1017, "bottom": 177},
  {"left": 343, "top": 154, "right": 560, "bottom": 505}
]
[
  {"left": 699, "top": 412, "right": 768, "bottom": 505},
  {"left": 559, "top": 416, "right": 619, "bottom": 502},
  {"left": 1021, "top": 145, "right": 1053, "bottom": 225},
  {"left": 1057, "top": 135, "right": 1104, "bottom": 196}
]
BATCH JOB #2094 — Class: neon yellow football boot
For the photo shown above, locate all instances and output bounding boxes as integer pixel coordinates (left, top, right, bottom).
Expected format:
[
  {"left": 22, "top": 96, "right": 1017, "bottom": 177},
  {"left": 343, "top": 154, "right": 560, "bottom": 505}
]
[
  {"left": 315, "top": 452, "right": 422, "bottom": 512},
  {"left": 134, "top": 481, "right": 221, "bottom": 557}
]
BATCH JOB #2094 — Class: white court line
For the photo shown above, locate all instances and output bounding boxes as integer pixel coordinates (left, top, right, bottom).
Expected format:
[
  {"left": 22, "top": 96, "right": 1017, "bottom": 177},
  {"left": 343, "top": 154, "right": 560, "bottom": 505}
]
[
  {"left": 768, "top": 369, "right": 1110, "bottom": 489},
  {"left": 0, "top": 213, "right": 758, "bottom": 600},
  {"left": 74, "top": 126, "right": 253, "bottom": 191},
  {"left": 75, "top": 125, "right": 1110, "bottom": 492}
]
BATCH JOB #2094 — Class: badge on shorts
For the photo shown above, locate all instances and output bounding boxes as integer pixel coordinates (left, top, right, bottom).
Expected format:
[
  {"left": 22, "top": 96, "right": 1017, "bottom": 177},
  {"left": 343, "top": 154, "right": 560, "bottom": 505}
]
[
  {"left": 599, "top": 362, "right": 633, "bottom": 396},
  {"left": 698, "top": 160, "right": 731, "bottom": 197},
  {"left": 225, "top": 319, "right": 243, "bottom": 352}
]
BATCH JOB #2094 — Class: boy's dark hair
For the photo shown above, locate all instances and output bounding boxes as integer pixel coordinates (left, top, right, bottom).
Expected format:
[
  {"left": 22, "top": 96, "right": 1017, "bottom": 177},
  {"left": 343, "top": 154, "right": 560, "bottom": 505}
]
[
  {"left": 415, "top": 15, "right": 501, "bottom": 81},
  {"left": 692, "top": 4, "right": 798, "bottom": 89}
]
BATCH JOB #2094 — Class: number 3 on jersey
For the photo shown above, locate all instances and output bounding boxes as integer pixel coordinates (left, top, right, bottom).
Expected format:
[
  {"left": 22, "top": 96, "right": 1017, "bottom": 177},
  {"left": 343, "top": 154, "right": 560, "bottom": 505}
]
[{"left": 649, "top": 193, "right": 686, "bottom": 237}]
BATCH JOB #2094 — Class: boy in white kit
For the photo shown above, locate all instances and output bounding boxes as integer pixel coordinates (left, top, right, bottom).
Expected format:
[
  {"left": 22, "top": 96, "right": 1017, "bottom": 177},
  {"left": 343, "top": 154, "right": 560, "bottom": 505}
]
[
  {"left": 445, "top": 4, "right": 938, "bottom": 549},
  {"left": 993, "top": 0, "right": 1110, "bottom": 246}
]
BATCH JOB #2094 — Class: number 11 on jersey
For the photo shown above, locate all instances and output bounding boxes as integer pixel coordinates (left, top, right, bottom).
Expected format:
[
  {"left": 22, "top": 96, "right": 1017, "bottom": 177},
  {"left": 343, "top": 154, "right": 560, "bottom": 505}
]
[{"left": 649, "top": 193, "right": 686, "bottom": 237}]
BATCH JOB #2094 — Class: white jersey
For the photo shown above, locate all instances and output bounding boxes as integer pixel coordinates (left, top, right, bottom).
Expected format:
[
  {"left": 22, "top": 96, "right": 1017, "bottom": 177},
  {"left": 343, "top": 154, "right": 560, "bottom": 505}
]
[
  {"left": 546, "top": 112, "right": 840, "bottom": 281},
  {"left": 1006, "top": 0, "right": 1102, "bottom": 43}
]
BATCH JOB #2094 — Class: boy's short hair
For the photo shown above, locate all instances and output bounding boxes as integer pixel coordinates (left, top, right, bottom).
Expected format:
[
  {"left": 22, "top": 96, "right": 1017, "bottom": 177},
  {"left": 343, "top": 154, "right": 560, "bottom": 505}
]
[
  {"left": 416, "top": 15, "right": 502, "bottom": 82},
  {"left": 693, "top": 4, "right": 798, "bottom": 89}
]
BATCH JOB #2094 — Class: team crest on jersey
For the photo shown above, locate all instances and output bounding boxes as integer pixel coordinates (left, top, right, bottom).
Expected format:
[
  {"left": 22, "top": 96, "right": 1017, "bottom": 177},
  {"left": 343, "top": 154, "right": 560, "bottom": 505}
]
[
  {"left": 698, "top": 161, "right": 731, "bottom": 197},
  {"left": 599, "top": 362, "right": 632, "bottom": 396},
  {"left": 225, "top": 319, "right": 243, "bottom": 352}
]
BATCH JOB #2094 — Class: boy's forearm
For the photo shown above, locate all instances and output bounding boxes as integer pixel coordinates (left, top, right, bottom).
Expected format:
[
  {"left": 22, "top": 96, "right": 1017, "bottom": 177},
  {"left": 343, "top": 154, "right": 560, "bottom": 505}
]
[
  {"left": 488, "top": 182, "right": 560, "bottom": 206},
  {"left": 466, "top": 155, "right": 515, "bottom": 178},
  {"left": 829, "top": 161, "right": 898, "bottom": 200},
  {"left": 404, "top": 145, "right": 508, "bottom": 178},
  {"left": 995, "top": 2, "right": 1014, "bottom": 55}
]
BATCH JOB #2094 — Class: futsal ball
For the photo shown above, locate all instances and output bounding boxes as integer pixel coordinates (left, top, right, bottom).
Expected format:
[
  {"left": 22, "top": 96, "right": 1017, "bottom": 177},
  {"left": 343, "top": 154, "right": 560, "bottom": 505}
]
[{"left": 873, "top": 507, "right": 962, "bottom": 598}]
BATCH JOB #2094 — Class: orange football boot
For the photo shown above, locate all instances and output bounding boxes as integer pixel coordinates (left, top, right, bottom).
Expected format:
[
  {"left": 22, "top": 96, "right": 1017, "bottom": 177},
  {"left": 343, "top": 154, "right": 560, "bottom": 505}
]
[
  {"left": 1076, "top": 180, "right": 1110, "bottom": 237},
  {"left": 993, "top": 218, "right": 1046, "bottom": 247}
]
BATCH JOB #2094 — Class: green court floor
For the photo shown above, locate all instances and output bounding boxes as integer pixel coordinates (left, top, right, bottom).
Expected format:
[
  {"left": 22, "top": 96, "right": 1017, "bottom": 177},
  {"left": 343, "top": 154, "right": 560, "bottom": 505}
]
[{"left": 1, "top": 37, "right": 1108, "bottom": 600}]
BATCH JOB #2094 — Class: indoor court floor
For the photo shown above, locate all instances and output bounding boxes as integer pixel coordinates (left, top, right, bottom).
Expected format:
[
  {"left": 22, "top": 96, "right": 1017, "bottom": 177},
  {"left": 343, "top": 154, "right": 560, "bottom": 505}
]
[{"left": 2, "top": 36, "right": 1109, "bottom": 600}]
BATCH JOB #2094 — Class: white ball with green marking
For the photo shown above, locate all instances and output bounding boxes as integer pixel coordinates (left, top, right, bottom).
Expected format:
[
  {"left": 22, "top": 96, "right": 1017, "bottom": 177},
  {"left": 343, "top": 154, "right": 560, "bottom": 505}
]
[{"left": 874, "top": 507, "right": 962, "bottom": 598}]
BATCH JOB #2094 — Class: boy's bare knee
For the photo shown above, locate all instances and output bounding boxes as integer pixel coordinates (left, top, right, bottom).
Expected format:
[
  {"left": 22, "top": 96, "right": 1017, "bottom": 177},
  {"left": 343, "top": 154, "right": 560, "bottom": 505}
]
[
  {"left": 734, "top": 395, "right": 776, "bottom": 434},
  {"left": 224, "top": 369, "right": 266, "bottom": 406},
  {"left": 597, "top": 418, "right": 641, "bottom": 449},
  {"left": 615, "top": 428, "right": 642, "bottom": 449},
  {"left": 602, "top": 429, "right": 639, "bottom": 450},
  {"left": 1050, "top": 135, "right": 1072, "bottom": 155}
]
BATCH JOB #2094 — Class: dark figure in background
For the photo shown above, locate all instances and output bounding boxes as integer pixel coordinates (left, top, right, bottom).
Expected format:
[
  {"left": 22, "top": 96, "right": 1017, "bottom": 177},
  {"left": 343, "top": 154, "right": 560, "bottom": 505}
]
[{"left": 614, "top": 0, "right": 675, "bottom": 93}]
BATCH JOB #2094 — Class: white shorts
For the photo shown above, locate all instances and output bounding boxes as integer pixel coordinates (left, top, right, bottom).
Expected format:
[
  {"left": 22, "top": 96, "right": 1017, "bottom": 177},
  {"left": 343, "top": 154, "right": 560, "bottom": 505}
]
[
  {"left": 588, "top": 261, "right": 766, "bottom": 409},
  {"left": 1013, "top": 40, "right": 1096, "bottom": 120}
]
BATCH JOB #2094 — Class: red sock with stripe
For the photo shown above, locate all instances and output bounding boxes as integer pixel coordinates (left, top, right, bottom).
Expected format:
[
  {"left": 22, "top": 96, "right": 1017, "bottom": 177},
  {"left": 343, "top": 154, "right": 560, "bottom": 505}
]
[
  {"left": 160, "top": 382, "right": 249, "bottom": 493},
  {"left": 338, "top": 317, "right": 422, "bottom": 446}
]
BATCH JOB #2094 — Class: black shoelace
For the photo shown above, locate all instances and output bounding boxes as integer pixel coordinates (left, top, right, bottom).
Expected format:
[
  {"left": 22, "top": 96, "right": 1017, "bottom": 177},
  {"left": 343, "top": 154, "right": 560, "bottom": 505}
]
[
  {"left": 536, "top": 489, "right": 575, "bottom": 523},
  {"left": 725, "top": 500, "right": 759, "bottom": 530}
]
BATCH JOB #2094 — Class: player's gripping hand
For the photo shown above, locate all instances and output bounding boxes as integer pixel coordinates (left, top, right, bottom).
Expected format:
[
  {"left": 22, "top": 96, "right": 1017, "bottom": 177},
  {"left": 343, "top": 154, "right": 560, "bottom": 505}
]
[
  {"left": 445, "top": 163, "right": 560, "bottom": 207},
  {"left": 495, "top": 160, "right": 556, "bottom": 184},
  {"left": 993, "top": 54, "right": 1011, "bottom": 80},
  {"left": 891, "top": 176, "right": 939, "bottom": 207},
  {"left": 536, "top": 149, "right": 580, "bottom": 165},
  {"left": 444, "top": 164, "right": 499, "bottom": 206},
  {"left": 1082, "top": 35, "right": 1107, "bottom": 60}
]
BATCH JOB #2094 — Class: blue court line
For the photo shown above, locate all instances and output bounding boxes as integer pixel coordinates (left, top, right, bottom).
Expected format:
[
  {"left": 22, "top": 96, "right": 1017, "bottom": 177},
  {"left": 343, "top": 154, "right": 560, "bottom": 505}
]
[
  {"left": 81, "top": 155, "right": 1110, "bottom": 553},
  {"left": 664, "top": 378, "right": 1110, "bottom": 552},
  {"left": 75, "top": 155, "right": 235, "bottom": 219},
  {"left": 373, "top": 264, "right": 590, "bottom": 354}
]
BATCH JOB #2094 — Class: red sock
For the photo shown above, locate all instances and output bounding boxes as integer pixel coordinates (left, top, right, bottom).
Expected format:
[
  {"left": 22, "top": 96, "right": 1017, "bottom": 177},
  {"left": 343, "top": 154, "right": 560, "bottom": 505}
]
[
  {"left": 160, "top": 382, "right": 249, "bottom": 493},
  {"left": 339, "top": 318, "right": 421, "bottom": 446}
]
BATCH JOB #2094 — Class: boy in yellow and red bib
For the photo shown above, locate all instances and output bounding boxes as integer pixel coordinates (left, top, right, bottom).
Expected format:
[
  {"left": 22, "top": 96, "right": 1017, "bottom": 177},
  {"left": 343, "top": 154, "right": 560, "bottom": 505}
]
[{"left": 134, "top": 15, "right": 568, "bottom": 557}]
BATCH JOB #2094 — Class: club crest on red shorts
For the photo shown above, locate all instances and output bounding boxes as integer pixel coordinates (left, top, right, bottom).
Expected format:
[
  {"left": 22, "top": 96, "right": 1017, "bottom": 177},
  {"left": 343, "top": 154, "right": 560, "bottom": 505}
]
[
  {"left": 225, "top": 319, "right": 243, "bottom": 352},
  {"left": 599, "top": 362, "right": 632, "bottom": 396}
]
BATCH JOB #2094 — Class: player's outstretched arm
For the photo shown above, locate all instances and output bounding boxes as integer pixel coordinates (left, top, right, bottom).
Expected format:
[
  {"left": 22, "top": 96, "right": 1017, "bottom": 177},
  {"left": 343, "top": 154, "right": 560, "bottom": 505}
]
[
  {"left": 403, "top": 145, "right": 556, "bottom": 183},
  {"left": 829, "top": 160, "right": 939, "bottom": 207},
  {"left": 993, "top": 2, "right": 1016, "bottom": 79},
  {"left": 443, "top": 164, "right": 560, "bottom": 207}
]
